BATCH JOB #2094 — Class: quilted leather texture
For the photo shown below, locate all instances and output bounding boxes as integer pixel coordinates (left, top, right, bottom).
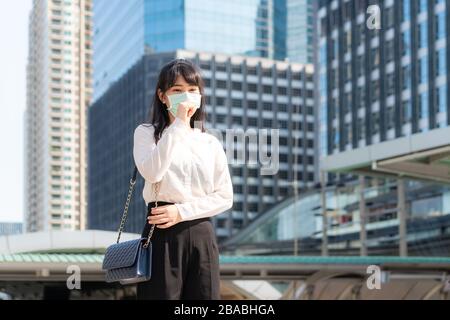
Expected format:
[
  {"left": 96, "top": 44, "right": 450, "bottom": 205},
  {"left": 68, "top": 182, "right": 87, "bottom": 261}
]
[
  {"left": 102, "top": 238, "right": 142, "bottom": 270},
  {"left": 103, "top": 238, "right": 153, "bottom": 284}
]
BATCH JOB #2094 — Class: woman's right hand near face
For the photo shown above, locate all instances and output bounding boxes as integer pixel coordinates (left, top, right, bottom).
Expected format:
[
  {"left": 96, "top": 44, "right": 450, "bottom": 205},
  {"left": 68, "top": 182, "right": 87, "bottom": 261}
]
[{"left": 176, "top": 101, "right": 197, "bottom": 124}]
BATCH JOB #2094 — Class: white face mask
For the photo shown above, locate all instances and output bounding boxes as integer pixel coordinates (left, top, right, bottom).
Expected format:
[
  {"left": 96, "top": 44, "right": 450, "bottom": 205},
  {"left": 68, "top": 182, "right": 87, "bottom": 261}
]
[{"left": 167, "top": 92, "right": 202, "bottom": 117}]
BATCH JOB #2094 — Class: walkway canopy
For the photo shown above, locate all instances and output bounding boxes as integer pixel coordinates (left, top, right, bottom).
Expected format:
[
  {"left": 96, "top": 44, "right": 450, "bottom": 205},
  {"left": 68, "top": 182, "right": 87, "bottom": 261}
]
[{"left": 321, "top": 127, "right": 450, "bottom": 183}]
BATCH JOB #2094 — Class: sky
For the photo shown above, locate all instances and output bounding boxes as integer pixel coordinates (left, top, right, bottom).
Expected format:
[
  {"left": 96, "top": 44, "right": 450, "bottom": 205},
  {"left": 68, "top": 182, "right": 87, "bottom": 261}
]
[{"left": 0, "top": 0, "right": 32, "bottom": 222}]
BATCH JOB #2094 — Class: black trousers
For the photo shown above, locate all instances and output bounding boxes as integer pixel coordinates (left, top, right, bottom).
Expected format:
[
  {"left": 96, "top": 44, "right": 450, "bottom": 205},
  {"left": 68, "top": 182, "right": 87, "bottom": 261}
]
[{"left": 136, "top": 201, "right": 221, "bottom": 300}]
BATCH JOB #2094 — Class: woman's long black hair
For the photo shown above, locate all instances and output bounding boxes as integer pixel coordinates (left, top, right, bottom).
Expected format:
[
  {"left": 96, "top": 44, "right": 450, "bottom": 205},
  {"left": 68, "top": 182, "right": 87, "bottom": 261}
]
[{"left": 144, "top": 58, "right": 207, "bottom": 144}]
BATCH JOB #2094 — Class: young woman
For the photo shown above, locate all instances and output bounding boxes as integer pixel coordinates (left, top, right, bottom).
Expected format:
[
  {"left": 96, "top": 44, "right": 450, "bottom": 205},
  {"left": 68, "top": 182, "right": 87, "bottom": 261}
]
[{"left": 133, "top": 58, "right": 233, "bottom": 300}]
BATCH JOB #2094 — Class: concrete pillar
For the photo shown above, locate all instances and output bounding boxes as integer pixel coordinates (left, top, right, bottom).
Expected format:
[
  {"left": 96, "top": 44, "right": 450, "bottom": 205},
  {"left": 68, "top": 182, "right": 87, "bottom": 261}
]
[
  {"left": 320, "top": 171, "right": 328, "bottom": 256},
  {"left": 359, "top": 175, "right": 368, "bottom": 256},
  {"left": 397, "top": 178, "right": 408, "bottom": 257}
]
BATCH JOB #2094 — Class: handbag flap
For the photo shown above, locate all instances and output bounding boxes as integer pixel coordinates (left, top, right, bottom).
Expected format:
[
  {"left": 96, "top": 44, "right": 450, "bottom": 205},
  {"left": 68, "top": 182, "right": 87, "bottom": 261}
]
[{"left": 102, "top": 238, "right": 145, "bottom": 270}]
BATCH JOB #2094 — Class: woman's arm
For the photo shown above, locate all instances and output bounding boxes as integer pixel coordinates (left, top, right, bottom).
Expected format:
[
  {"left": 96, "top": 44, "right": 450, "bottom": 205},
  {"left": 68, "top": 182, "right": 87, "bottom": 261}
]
[
  {"left": 133, "top": 117, "right": 191, "bottom": 183},
  {"left": 174, "top": 138, "right": 234, "bottom": 221}
]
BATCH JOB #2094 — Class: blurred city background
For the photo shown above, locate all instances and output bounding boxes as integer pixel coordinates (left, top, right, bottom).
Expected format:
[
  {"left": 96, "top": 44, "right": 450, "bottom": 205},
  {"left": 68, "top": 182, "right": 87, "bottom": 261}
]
[{"left": 0, "top": 0, "right": 450, "bottom": 300}]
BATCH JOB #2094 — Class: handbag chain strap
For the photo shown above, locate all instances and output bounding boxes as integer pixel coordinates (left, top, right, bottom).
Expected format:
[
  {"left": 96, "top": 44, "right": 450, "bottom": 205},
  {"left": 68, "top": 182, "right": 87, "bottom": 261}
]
[
  {"left": 116, "top": 166, "right": 160, "bottom": 248},
  {"left": 142, "top": 182, "right": 160, "bottom": 248}
]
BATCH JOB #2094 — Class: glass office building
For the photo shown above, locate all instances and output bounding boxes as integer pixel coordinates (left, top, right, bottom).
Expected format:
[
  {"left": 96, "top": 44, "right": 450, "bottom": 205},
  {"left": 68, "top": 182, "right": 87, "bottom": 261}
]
[
  {"left": 93, "top": 0, "right": 313, "bottom": 101},
  {"left": 93, "top": 0, "right": 272, "bottom": 101},
  {"left": 316, "top": 0, "right": 449, "bottom": 158},
  {"left": 314, "top": 0, "right": 450, "bottom": 258},
  {"left": 274, "top": 0, "right": 314, "bottom": 63}
]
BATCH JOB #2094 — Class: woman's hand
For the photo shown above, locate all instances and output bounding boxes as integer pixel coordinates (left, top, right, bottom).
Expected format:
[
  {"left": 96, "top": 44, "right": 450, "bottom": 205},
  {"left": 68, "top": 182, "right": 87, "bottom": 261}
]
[
  {"left": 147, "top": 204, "right": 183, "bottom": 229},
  {"left": 176, "top": 101, "right": 198, "bottom": 124}
]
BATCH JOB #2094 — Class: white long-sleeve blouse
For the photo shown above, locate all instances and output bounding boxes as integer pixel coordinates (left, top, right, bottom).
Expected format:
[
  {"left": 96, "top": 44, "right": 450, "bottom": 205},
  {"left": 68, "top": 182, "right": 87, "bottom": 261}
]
[{"left": 133, "top": 117, "right": 234, "bottom": 222}]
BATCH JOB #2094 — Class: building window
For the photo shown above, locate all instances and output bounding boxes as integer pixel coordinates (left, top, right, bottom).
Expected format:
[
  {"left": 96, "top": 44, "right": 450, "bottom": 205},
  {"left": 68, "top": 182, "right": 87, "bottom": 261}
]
[
  {"left": 371, "top": 48, "right": 379, "bottom": 70},
  {"left": 263, "top": 119, "right": 272, "bottom": 127},
  {"left": 437, "top": 48, "right": 446, "bottom": 76},
  {"left": 232, "top": 167, "right": 243, "bottom": 176},
  {"left": 216, "top": 80, "right": 227, "bottom": 89},
  {"left": 232, "top": 99, "right": 242, "bottom": 108},
  {"left": 278, "top": 103, "right": 287, "bottom": 112},
  {"left": 386, "top": 6, "right": 395, "bottom": 28},
  {"left": 263, "top": 85, "right": 272, "bottom": 94},
  {"left": 418, "top": 0, "right": 428, "bottom": 13},
  {"left": 386, "top": 106, "right": 395, "bottom": 130},
  {"left": 263, "top": 102, "right": 272, "bottom": 111},
  {"left": 248, "top": 83, "right": 257, "bottom": 92},
  {"left": 419, "top": 56, "right": 428, "bottom": 84},
  {"left": 402, "top": 100, "right": 412, "bottom": 124},
  {"left": 344, "top": 30, "right": 352, "bottom": 53},
  {"left": 277, "top": 86, "right": 287, "bottom": 95},
  {"left": 402, "top": 30, "right": 411, "bottom": 56},
  {"left": 385, "top": 40, "right": 394, "bottom": 62},
  {"left": 372, "top": 112, "right": 380, "bottom": 135},
  {"left": 248, "top": 117, "right": 258, "bottom": 126},
  {"left": 402, "top": 65, "right": 411, "bottom": 90},
  {"left": 232, "top": 81, "right": 242, "bottom": 91},
  {"left": 356, "top": 55, "right": 364, "bottom": 77},
  {"left": 419, "top": 21, "right": 428, "bottom": 48},
  {"left": 216, "top": 97, "right": 225, "bottom": 106},
  {"left": 247, "top": 66, "right": 257, "bottom": 75},
  {"left": 231, "top": 64, "right": 241, "bottom": 73},
  {"left": 357, "top": 118, "right": 365, "bottom": 140},
  {"left": 419, "top": 91, "right": 429, "bottom": 119},
  {"left": 371, "top": 80, "right": 379, "bottom": 102},
  {"left": 344, "top": 62, "right": 351, "bottom": 82},
  {"left": 386, "top": 73, "right": 395, "bottom": 96},
  {"left": 215, "top": 62, "right": 227, "bottom": 72},
  {"left": 402, "top": 0, "right": 411, "bottom": 22},
  {"left": 262, "top": 68, "right": 272, "bottom": 77},
  {"left": 248, "top": 168, "right": 258, "bottom": 178},
  {"left": 437, "top": 86, "right": 447, "bottom": 114},
  {"left": 436, "top": 11, "right": 446, "bottom": 40},
  {"left": 277, "top": 69, "right": 287, "bottom": 78},
  {"left": 248, "top": 100, "right": 257, "bottom": 109},
  {"left": 292, "top": 72, "right": 302, "bottom": 81},
  {"left": 292, "top": 88, "right": 302, "bottom": 96},
  {"left": 278, "top": 120, "right": 287, "bottom": 128},
  {"left": 232, "top": 116, "right": 242, "bottom": 125},
  {"left": 200, "top": 60, "right": 211, "bottom": 70}
]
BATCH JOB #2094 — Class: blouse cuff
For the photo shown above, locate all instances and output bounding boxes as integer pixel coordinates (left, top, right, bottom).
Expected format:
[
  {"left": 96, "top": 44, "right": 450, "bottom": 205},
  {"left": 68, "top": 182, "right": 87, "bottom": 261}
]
[
  {"left": 174, "top": 203, "right": 189, "bottom": 222},
  {"left": 167, "top": 117, "right": 191, "bottom": 136}
]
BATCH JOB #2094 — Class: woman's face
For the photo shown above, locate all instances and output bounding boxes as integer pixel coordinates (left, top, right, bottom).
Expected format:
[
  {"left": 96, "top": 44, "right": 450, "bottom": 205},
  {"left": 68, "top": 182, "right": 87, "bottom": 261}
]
[{"left": 158, "top": 75, "right": 200, "bottom": 105}]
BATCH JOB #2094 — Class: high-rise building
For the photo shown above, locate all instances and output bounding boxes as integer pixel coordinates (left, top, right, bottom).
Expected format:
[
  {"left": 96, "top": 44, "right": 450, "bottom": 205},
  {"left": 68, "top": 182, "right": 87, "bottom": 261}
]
[
  {"left": 316, "top": 0, "right": 449, "bottom": 174},
  {"left": 92, "top": 0, "right": 314, "bottom": 101},
  {"left": 316, "top": 0, "right": 450, "bottom": 257},
  {"left": 24, "top": 0, "right": 93, "bottom": 232},
  {"left": 274, "top": 0, "right": 315, "bottom": 63},
  {"left": 88, "top": 50, "right": 315, "bottom": 241}
]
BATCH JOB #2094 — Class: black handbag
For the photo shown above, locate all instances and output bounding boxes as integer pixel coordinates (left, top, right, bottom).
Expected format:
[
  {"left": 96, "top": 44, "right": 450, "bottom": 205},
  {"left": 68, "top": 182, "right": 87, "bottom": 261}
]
[{"left": 102, "top": 166, "right": 161, "bottom": 285}]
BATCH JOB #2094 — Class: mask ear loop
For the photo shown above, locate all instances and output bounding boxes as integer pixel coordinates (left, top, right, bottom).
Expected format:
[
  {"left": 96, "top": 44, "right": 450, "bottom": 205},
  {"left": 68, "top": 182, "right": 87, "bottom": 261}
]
[{"left": 164, "top": 94, "right": 173, "bottom": 113}]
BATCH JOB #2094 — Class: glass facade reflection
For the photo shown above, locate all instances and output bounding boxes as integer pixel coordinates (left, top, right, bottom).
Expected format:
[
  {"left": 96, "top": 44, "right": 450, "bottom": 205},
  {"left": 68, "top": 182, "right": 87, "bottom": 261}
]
[
  {"left": 222, "top": 178, "right": 450, "bottom": 257},
  {"left": 317, "top": 0, "right": 449, "bottom": 155},
  {"left": 93, "top": 0, "right": 146, "bottom": 102},
  {"left": 94, "top": 0, "right": 272, "bottom": 101},
  {"left": 274, "top": 0, "right": 314, "bottom": 63},
  {"left": 93, "top": 0, "right": 313, "bottom": 101}
]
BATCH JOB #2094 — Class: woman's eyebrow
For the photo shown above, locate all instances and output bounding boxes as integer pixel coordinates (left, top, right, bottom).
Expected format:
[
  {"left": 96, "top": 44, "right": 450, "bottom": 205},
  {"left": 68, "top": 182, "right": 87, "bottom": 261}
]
[{"left": 172, "top": 84, "right": 199, "bottom": 88}]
